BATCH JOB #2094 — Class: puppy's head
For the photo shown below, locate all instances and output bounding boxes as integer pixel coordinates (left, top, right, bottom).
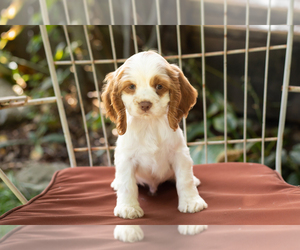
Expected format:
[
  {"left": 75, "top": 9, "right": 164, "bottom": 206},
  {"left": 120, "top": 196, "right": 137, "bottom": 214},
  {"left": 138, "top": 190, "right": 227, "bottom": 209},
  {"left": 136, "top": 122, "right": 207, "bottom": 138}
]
[{"left": 101, "top": 51, "right": 198, "bottom": 135}]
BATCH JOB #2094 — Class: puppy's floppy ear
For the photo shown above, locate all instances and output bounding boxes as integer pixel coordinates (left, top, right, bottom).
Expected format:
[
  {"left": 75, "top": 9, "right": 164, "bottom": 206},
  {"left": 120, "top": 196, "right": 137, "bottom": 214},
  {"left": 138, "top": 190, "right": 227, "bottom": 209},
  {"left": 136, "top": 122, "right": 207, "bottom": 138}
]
[
  {"left": 167, "top": 64, "right": 198, "bottom": 131},
  {"left": 101, "top": 71, "right": 127, "bottom": 135}
]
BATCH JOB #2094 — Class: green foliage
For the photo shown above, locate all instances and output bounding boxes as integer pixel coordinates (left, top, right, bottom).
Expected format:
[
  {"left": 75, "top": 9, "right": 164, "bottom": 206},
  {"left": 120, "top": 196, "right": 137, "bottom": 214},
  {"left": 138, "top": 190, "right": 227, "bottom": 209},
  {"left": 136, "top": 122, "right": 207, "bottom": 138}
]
[
  {"left": 284, "top": 144, "right": 300, "bottom": 185},
  {"left": 190, "top": 143, "right": 225, "bottom": 164},
  {"left": 86, "top": 111, "right": 103, "bottom": 131},
  {"left": 0, "top": 172, "right": 22, "bottom": 215}
]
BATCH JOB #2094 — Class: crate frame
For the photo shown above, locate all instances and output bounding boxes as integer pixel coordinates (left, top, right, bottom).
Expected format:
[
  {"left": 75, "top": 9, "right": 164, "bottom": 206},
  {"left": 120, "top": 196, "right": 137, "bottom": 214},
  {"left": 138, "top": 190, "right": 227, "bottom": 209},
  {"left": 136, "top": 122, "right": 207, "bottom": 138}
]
[{"left": 0, "top": 0, "right": 297, "bottom": 205}]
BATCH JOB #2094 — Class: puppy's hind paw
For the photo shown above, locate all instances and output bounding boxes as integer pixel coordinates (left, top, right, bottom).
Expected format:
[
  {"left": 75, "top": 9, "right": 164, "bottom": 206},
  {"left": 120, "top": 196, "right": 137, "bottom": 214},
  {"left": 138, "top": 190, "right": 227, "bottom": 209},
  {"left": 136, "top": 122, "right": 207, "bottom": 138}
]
[
  {"left": 178, "top": 196, "right": 207, "bottom": 213},
  {"left": 114, "top": 204, "right": 144, "bottom": 219},
  {"left": 114, "top": 225, "right": 144, "bottom": 243}
]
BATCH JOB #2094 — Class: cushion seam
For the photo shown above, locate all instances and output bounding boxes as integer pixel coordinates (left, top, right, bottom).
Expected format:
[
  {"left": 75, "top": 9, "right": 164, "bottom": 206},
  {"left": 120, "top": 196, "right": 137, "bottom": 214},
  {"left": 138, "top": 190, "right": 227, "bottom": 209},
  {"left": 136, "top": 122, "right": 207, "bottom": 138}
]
[{"left": 0, "top": 170, "right": 60, "bottom": 221}]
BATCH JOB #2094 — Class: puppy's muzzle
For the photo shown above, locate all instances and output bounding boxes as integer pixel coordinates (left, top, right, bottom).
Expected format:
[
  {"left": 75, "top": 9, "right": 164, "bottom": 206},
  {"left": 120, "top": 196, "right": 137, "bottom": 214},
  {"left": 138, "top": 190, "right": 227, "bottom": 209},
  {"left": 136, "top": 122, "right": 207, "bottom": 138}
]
[{"left": 139, "top": 101, "right": 152, "bottom": 112}]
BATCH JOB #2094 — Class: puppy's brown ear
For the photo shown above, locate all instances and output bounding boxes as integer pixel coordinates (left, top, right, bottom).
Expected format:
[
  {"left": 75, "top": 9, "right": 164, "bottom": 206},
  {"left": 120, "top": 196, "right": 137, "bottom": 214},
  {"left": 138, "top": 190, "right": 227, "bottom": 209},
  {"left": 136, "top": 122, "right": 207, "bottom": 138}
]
[
  {"left": 167, "top": 64, "right": 198, "bottom": 131},
  {"left": 101, "top": 72, "right": 127, "bottom": 135}
]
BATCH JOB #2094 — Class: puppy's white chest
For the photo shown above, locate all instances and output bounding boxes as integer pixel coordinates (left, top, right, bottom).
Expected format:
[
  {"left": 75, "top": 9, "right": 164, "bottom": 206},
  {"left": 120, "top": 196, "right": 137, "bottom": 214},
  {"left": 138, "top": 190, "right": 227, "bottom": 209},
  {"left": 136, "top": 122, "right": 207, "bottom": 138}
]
[
  {"left": 115, "top": 115, "right": 183, "bottom": 192},
  {"left": 133, "top": 130, "right": 176, "bottom": 190}
]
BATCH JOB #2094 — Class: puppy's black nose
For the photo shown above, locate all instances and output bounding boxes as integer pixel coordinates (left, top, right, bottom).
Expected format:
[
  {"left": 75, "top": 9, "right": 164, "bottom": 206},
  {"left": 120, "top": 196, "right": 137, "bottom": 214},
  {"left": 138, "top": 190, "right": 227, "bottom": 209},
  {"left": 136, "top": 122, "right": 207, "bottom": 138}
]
[{"left": 139, "top": 101, "right": 152, "bottom": 112}]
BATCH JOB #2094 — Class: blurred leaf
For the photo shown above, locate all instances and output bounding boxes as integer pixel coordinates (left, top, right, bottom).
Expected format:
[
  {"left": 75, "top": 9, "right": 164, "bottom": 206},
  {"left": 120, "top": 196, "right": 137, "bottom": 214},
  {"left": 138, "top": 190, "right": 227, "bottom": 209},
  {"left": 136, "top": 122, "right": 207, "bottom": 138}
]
[
  {"left": 57, "top": 68, "right": 70, "bottom": 84},
  {"left": 40, "top": 77, "right": 52, "bottom": 91},
  {"left": 0, "top": 63, "right": 11, "bottom": 75},
  {"left": 207, "top": 103, "right": 220, "bottom": 118},
  {"left": 30, "top": 144, "right": 43, "bottom": 161},
  {"left": 290, "top": 144, "right": 300, "bottom": 165},
  {"left": 28, "top": 131, "right": 38, "bottom": 142},
  {"left": 287, "top": 173, "right": 300, "bottom": 186},
  {"left": 26, "top": 34, "right": 42, "bottom": 54},
  {"left": 281, "top": 149, "right": 288, "bottom": 166},
  {"left": 86, "top": 111, "right": 102, "bottom": 131},
  {"left": 0, "top": 171, "right": 23, "bottom": 215},
  {"left": 190, "top": 143, "right": 225, "bottom": 164},
  {"left": 263, "top": 151, "right": 276, "bottom": 167},
  {"left": 234, "top": 142, "right": 255, "bottom": 151},
  {"left": 212, "top": 113, "right": 238, "bottom": 133},
  {"left": 186, "top": 120, "right": 212, "bottom": 142},
  {"left": 289, "top": 152, "right": 300, "bottom": 165},
  {"left": 37, "top": 124, "right": 48, "bottom": 137},
  {"left": 41, "top": 133, "right": 65, "bottom": 144},
  {"left": 0, "top": 139, "right": 29, "bottom": 148},
  {"left": 54, "top": 42, "right": 66, "bottom": 61}
]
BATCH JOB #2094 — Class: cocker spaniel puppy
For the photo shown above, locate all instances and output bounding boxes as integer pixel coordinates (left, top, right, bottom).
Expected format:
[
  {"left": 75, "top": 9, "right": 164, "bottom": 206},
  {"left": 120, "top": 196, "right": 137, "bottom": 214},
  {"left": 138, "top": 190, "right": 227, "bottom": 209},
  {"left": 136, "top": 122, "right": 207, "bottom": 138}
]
[{"left": 101, "top": 51, "right": 207, "bottom": 219}]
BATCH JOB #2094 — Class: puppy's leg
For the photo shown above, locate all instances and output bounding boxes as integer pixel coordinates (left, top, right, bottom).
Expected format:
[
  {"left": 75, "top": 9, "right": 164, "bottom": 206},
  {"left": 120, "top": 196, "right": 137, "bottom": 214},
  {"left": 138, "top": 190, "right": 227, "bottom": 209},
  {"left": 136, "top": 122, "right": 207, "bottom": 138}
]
[
  {"left": 114, "top": 225, "right": 144, "bottom": 243},
  {"left": 178, "top": 225, "right": 208, "bottom": 235},
  {"left": 113, "top": 160, "right": 144, "bottom": 219},
  {"left": 172, "top": 150, "right": 207, "bottom": 213}
]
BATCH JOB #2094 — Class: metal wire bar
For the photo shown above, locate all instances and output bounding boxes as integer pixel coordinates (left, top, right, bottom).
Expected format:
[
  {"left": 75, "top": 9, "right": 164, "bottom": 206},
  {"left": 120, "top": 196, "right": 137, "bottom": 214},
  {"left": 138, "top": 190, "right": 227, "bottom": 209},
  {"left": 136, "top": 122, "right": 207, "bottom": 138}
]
[
  {"left": 156, "top": 25, "right": 162, "bottom": 54},
  {"left": 131, "top": 0, "right": 138, "bottom": 53},
  {"left": 0, "top": 96, "right": 28, "bottom": 103},
  {"left": 188, "top": 137, "right": 278, "bottom": 146},
  {"left": 108, "top": 0, "right": 115, "bottom": 25},
  {"left": 109, "top": 26, "right": 118, "bottom": 70},
  {"left": 131, "top": 0, "right": 137, "bottom": 24},
  {"left": 108, "top": 0, "right": 117, "bottom": 70},
  {"left": 175, "top": 0, "right": 187, "bottom": 143},
  {"left": 62, "top": 25, "right": 93, "bottom": 166},
  {"left": 176, "top": 1, "right": 182, "bottom": 69},
  {"left": 73, "top": 136, "right": 278, "bottom": 152},
  {"left": 200, "top": 0, "right": 208, "bottom": 163},
  {"left": 83, "top": 0, "right": 91, "bottom": 25},
  {"left": 243, "top": 0, "right": 250, "bottom": 162},
  {"left": 0, "top": 168, "right": 27, "bottom": 205},
  {"left": 75, "top": 146, "right": 116, "bottom": 151},
  {"left": 276, "top": 0, "right": 294, "bottom": 174},
  {"left": 176, "top": 26, "right": 182, "bottom": 70},
  {"left": 155, "top": 0, "right": 162, "bottom": 54},
  {"left": 39, "top": 25, "right": 77, "bottom": 167},
  {"left": 223, "top": 0, "right": 228, "bottom": 162},
  {"left": 54, "top": 44, "right": 287, "bottom": 66},
  {"left": 39, "top": 0, "right": 50, "bottom": 24},
  {"left": 288, "top": 86, "right": 300, "bottom": 92},
  {"left": 261, "top": 0, "right": 272, "bottom": 165},
  {"left": 176, "top": 0, "right": 181, "bottom": 25},
  {"left": 62, "top": 0, "right": 71, "bottom": 24},
  {"left": 0, "top": 97, "right": 57, "bottom": 110},
  {"left": 132, "top": 26, "right": 138, "bottom": 53},
  {"left": 83, "top": 25, "right": 112, "bottom": 166}
]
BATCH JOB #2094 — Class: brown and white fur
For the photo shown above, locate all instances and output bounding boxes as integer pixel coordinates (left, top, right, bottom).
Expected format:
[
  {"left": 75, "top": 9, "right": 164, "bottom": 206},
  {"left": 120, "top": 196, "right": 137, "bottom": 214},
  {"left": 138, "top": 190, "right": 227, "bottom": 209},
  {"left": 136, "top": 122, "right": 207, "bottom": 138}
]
[{"left": 101, "top": 51, "right": 207, "bottom": 219}]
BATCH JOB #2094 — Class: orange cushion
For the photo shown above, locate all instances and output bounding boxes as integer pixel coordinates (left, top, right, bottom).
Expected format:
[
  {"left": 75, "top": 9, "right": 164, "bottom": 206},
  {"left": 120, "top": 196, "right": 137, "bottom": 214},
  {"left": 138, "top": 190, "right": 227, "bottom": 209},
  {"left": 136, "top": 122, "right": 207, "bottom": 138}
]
[{"left": 1, "top": 163, "right": 300, "bottom": 225}]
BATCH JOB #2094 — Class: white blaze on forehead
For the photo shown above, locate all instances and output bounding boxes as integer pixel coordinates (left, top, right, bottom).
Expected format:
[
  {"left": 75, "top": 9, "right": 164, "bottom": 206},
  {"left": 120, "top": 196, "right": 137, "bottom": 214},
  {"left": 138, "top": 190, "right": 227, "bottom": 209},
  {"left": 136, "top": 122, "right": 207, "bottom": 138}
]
[{"left": 122, "top": 52, "right": 169, "bottom": 85}]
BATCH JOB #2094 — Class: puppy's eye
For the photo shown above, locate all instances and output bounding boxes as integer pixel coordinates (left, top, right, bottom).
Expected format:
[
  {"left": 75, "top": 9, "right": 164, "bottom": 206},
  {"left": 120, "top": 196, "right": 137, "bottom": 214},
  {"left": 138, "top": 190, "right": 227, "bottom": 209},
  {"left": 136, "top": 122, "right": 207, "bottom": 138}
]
[
  {"left": 128, "top": 84, "right": 136, "bottom": 90},
  {"left": 156, "top": 84, "right": 163, "bottom": 90}
]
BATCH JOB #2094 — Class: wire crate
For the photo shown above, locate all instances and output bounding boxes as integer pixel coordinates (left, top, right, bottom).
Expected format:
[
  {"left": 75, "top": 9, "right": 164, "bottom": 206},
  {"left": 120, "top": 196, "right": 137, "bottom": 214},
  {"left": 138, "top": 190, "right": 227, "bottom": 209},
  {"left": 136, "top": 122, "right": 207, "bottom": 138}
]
[{"left": 0, "top": 0, "right": 299, "bottom": 207}]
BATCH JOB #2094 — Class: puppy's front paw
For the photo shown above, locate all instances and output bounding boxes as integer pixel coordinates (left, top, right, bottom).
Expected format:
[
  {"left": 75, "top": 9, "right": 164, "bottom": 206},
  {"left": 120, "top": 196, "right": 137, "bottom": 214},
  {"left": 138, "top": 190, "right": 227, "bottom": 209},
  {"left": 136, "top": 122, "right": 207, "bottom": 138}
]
[
  {"left": 178, "top": 196, "right": 207, "bottom": 213},
  {"left": 178, "top": 225, "right": 208, "bottom": 235},
  {"left": 114, "top": 225, "right": 144, "bottom": 243},
  {"left": 114, "top": 204, "right": 144, "bottom": 219}
]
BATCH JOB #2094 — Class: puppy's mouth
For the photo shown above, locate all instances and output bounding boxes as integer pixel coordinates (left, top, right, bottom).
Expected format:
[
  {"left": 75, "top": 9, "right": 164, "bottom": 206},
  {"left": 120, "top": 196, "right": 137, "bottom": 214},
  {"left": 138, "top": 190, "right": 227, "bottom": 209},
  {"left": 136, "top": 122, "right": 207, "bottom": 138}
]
[
  {"left": 141, "top": 111, "right": 152, "bottom": 117},
  {"left": 136, "top": 109, "right": 154, "bottom": 118}
]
